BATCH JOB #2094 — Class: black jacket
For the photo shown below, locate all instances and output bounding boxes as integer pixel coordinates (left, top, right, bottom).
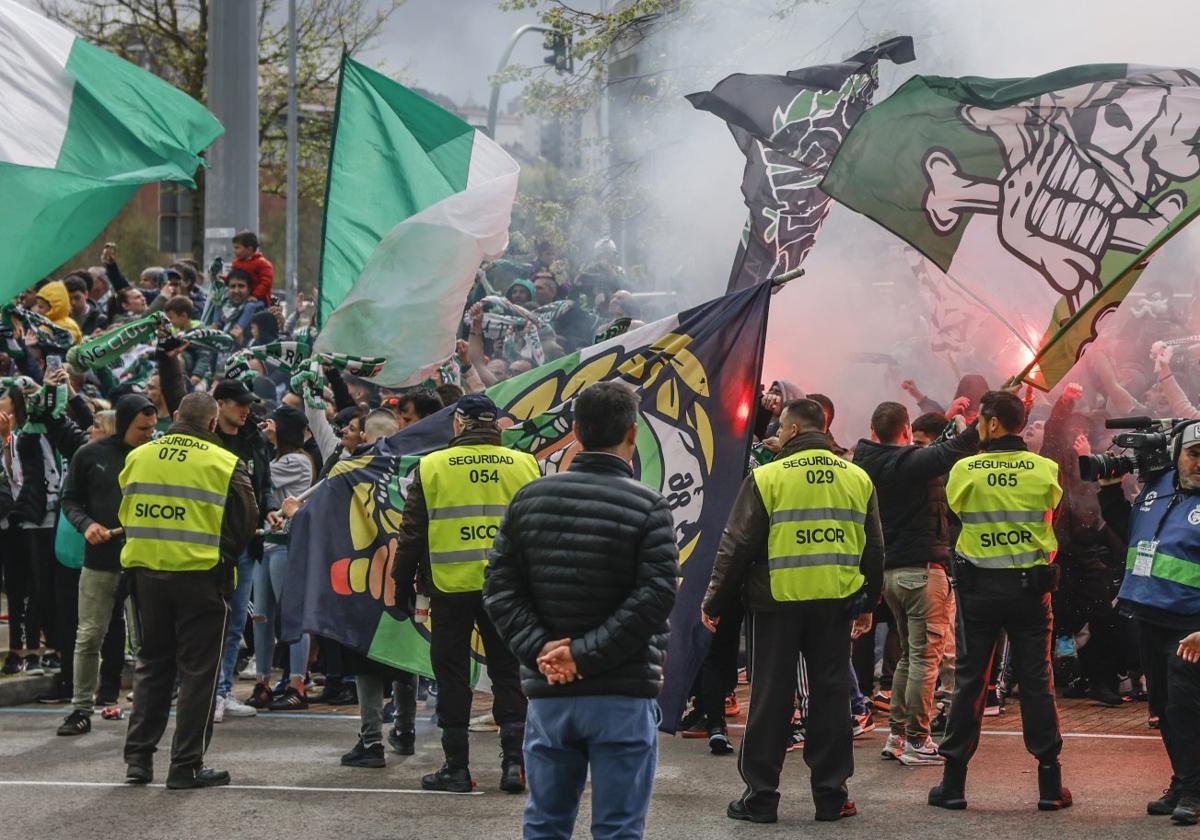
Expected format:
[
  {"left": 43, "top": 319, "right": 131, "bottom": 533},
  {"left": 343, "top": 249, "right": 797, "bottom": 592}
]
[
  {"left": 482, "top": 451, "right": 679, "bottom": 699},
  {"left": 852, "top": 426, "right": 980, "bottom": 569},
  {"left": 703, "top": 431, "right": 885, "bottom": 617},
  {"left": 57, "top": 434, "right": 129, "bottom": 572}
]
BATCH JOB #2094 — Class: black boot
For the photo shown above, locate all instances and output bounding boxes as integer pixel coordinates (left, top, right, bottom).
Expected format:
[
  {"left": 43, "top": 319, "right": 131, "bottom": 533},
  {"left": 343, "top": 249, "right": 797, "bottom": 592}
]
[
  {"left": 499, "top": 723, "right": 525, "bottom": 793},
  {"left": 422, "top": 728, "right": 474, "bottom": 793},
  {"left": 928, "top": 761, "right": 968, "bottom": 810},
  {"left": 388, "top": 677, "right": 417, "bottom": 755},
  {"left": 1149, "top": 778, "right": 1181, "bottom": 815},
  {"left": 1037, "top": 762, "right": 1073, "bottom": 811}
]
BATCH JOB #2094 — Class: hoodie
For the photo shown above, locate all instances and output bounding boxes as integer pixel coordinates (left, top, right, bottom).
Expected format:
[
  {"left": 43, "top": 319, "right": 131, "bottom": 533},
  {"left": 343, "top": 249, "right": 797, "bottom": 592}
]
[
  {"left": 754, "top": 379, "right": 806, "bottom": 440},
  {"left": 36, "top": 281, "right": 82, "bottom": 345},
  {"left": 232, "top": 251, "right": 275, "bottom": 304},
  {"left": 56, "top": 394, "right": 156, "bottom": 571}
]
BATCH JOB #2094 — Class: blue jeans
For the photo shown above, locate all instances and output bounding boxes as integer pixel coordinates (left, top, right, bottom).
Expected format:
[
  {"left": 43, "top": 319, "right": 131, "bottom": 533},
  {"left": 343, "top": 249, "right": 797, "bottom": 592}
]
[
  {"left": 253, "top": 544, "right": 309, "bottom": 679},
  {"left": 217, "top": 553, "right": 255, "bottom": 698},
  {"left": 523, "top": 695, "right": 658, "bottom": 840}
]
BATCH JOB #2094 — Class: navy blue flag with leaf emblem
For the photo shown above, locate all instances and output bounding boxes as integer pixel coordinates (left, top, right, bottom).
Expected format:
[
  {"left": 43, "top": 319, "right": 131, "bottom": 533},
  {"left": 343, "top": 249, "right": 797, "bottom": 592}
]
[
  {"left": 688, "top": 36, "right": 915, "bottom": 292},
  {"left": 283, "top": 281, "right": 773, "bottom": 730}
]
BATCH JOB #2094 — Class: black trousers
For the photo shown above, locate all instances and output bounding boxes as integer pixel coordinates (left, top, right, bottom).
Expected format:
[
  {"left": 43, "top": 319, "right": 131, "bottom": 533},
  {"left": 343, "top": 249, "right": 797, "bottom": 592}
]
[
  {"left": 2, "top": 533, "right": 33, "bottom": 651},
  {"left": 939, "top": 572, "right": 1062, "bottom": 768},
  {"left": 1139, "top": 620, "right": 1200, "bottom": 794},
  {"left": 99, "top": 574, "right": 130, "bottom": 694},
  {"left": 852, "top": 601, "right": 900, "bottom": 694},
  {"left": 53, "top": 566, "right": 79, "bottom": 689},
  {"left": 24, "top": 529, "right": 56, "bottom": 651},
  {"left": 739, "top": 603, "right": 853, "bottom": 816},
  {"left": 429, "top": 592, "right": 526, "bottom": 731},
  {"left": 700, "top": 600, "right": 744, "bottom": 728},
  {"left": 124, "top": 569, "right": 228, "bottom": 773}
]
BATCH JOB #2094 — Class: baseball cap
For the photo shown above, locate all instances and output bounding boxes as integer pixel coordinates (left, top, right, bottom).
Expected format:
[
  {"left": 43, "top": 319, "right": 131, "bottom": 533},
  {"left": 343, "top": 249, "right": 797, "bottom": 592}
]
[
  {"left": 213, "top": 379, "right": 260, "bottom": 405},
  {"left": 455, "top": 393, "right": 498, "bottom": 423},
  {"left": 1179, "top": 422, "right": 1200, "bottom": 451}
]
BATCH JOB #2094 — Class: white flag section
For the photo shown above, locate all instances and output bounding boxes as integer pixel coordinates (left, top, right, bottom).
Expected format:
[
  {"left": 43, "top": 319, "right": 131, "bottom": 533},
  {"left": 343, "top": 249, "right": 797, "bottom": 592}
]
[
  {"left": 0, "top": 0, "right": 221, "bottom": 301},
  {"left": 315, "top": 130, "right": 519, "bottom": 386}
]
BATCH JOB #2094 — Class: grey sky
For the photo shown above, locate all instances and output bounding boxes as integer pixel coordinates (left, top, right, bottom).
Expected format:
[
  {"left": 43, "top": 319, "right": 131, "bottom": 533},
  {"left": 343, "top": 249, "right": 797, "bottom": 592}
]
[{"left": 360, "top": 0, "right": 584, "bottom": 110}]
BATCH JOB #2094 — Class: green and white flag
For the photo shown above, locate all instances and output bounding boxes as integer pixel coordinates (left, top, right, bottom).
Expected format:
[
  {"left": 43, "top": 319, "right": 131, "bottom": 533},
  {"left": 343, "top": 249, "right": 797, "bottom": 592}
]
[
  {"left": 0, "top": 0, "right": 222, "bottom": 301},
  {"left": 822, "top": 64, "right": 1200, "bottom": 389},
  {"left": 315, "top": 57, "right": 519, "bottom": 387}
]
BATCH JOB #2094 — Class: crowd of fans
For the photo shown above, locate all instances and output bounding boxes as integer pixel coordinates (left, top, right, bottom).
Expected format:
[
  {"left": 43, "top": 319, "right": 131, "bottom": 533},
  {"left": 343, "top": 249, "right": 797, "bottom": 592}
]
[{"left": 0, "top": 229, "right": 660, "bottom": 741}]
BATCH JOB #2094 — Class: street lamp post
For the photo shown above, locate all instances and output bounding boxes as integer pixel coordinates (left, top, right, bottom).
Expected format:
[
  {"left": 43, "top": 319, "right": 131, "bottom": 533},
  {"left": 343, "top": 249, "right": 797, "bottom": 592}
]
[
  {"left": 486, "top": 24, "right": 553, "bottom": 140},
  {"left": 286, "top": 0, "right": 298, "bottom": 311}
]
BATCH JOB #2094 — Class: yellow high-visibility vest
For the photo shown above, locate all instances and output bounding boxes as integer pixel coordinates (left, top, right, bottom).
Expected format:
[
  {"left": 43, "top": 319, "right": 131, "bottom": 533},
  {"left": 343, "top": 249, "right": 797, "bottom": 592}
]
[
  {"left": 947, "top": 449, "right": 1061, "bottom": 569},
  {"left": 753, "top": 448, "right": 873, "bottom": 602},
  {"left": 422, "top": 444, "right": 540, "bottom": 594},
  {"left": 119, "top": 433, "right": 239, "bottom": 572}
]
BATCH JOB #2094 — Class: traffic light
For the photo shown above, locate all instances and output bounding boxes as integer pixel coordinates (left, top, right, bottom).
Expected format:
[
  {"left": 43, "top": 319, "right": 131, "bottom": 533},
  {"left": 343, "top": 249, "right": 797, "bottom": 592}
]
[{"left": 543, "top": 31, "right": 573, "bottom": 75}]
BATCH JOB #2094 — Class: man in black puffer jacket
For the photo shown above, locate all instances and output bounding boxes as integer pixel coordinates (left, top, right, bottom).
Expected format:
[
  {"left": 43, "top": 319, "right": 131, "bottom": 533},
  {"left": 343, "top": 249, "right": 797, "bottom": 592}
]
[
  {"left": 852, "top": 401, "right": 979, "bottom": 766},
  {"left": 483, "top": 381, "right": 679, "bottom": 840}
]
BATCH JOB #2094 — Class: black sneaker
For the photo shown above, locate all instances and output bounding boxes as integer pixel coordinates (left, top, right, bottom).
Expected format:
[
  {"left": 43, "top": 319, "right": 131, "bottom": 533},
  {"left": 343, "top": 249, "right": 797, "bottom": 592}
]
[
  {"left": 268, "top": 686, "right": 309, "bottom": 711},
  {"left": 1149, "top": 780, "right": 1181, "bottom": 815},
  {"left": 708, "top": 725, "right": 734, "bottom": 756},
  {"left": 388, "top": 726, "right": 415, "bottom": 756},
  {"left": 727, "top": 799, "right": 777, "bottom": 824},
  {"left": 95, "top": 686, "right": 120, "bottom": 707},
  {"left": 38, "top": 682, "right": 73, "bottom": 704},
  {"left": 166, "top": 766, "right": 231, "bottom": 790},
  {"left": 1173, "top": 793, "right": 1200, "bottom": 825},
  {"left": 1087, "top": 684, "right": 1124, "bottom": 707},
  {"left": 246, "top": 682, "right": 273, "bottom": 710},
  {"left": 56, "top": 709, "right": 91, "bottom": 736},
  {"left": 421, "top": 763, "right": 474, "bottom": 792},
  {"left": 1, "top": 652, "right": 21, "bottom": 675},
  {"left": 341, "top": 739, "right": 386, "bottom": 768},
  {"left": 677, "top": 704, "right": 703, "bottom": 733},
  {"left": 324, "top": 683, "right": 359, "bottom": 706},
  {"left": 42, "top": 652, "right": 61, "bottom": 672},
  {"left": 22, "top": 655, "right": 43, "bottom": 676},
  {"left": 125, "top": 763, "right": 152, "bottom": 785}
]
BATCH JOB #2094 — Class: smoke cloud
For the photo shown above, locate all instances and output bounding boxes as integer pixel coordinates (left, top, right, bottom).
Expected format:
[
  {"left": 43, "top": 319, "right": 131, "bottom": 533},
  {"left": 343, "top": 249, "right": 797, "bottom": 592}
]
[{"left": 626, "top": 0, "right": 1200, "bottom": 442}]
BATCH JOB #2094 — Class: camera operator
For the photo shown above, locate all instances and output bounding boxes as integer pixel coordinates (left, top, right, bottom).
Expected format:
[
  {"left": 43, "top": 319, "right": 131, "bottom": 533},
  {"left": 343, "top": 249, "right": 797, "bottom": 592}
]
[{"left": 1099, "top": 420, "right": 1200, "bottom": 824}]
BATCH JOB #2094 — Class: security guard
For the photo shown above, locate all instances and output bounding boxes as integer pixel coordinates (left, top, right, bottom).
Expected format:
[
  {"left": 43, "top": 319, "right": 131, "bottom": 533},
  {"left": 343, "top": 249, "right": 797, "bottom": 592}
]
[
  {"left": 392, "top": 394, "right": 540, "bottom": 793},
  {"left": 703, "top": 398, "right": 884, "bottom": 823},
  {"left": 931, "top": 390, "right": 1070, "bottom": 811},
  {"left": 120, "top": 393, "right": 258, "bottom": 789},
  {"left": 1100, "top": 421, "right": 1200, "bottom": 824}
]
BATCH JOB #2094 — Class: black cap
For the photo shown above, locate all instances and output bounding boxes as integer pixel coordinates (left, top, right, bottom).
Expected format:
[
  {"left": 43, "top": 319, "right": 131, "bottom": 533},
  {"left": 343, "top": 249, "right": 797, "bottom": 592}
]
[
  {"left": 455, "top": 393, "right": 498, "bottom": 423},
  {"left": 213, "top": 379, "right": 260, "bottom": 405}
]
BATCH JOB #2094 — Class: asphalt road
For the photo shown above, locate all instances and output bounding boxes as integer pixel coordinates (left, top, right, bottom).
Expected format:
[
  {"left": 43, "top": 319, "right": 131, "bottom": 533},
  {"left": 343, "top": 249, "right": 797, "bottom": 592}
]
[{"left": 0, "top": 702, "right": 1178, "bottom": 840}]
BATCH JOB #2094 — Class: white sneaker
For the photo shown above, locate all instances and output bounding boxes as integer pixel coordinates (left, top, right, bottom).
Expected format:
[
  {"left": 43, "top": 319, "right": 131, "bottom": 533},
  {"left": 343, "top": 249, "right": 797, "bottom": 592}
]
[
  {"left": 238, "top": 661, "right": 258, "bottom": 681},
  {"left": 881, "top": 733, "right": 904, "bottom": 760},
  {"left": 212, "top": 694, "right": 225, "bottom": 724},
  {"left": 899, "top": 735, "right": 945, "bottom": 766},
  {"left": 222, "top": 693, "right": 257, "bottom": 718}
]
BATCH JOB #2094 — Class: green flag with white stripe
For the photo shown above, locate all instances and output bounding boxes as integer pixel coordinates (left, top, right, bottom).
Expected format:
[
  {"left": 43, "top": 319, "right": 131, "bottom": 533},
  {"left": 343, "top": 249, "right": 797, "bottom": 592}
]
[
  {"left": 0, "top": 0, "right": 222, "bottom": 299},
  {"left": 315, "top": 56, "right": 520, "bottom": 387},
  {"left": 822, "top": 64, "right": 1200, "bottom": 389}
]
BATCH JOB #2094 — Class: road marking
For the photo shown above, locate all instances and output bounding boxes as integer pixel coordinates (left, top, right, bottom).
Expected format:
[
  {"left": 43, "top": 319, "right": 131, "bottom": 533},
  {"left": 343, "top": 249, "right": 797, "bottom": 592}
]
[
  {"left": 0, "top": 780, "right": 482, "bottom": 795},
  {"left": 0, "top": 708, "right": 1162, "bottom": 740}
]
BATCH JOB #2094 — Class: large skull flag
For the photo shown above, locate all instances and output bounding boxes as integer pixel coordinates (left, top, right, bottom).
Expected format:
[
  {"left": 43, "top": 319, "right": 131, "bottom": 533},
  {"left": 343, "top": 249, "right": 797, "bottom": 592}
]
[{"left": 823, "top": 64, "right": 1200, "bottom": 389}]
